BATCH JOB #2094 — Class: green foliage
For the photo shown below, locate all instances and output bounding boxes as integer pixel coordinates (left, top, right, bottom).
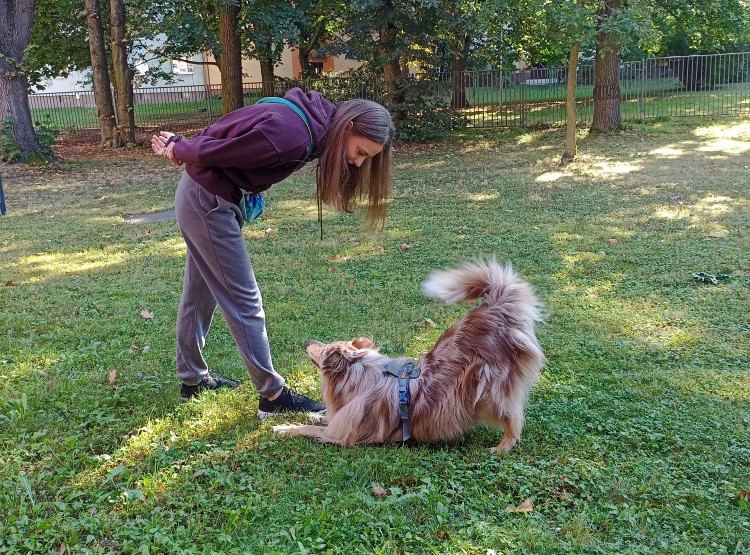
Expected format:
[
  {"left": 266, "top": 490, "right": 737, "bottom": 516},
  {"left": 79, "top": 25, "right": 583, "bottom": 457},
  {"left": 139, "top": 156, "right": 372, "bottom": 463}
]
[
  {"left": 33, "top": 115, "right": 60, "bottom": 158},
  {"left": 0, "top": 115, "right": 59, "bottom": 163},
  {"left": 306, "top": 65, "right": 386, "bottom": 103},
  {"left": 0, "top": 119, "right": 23, "bottom": 163},
  {"left": 391, "top": 77, "right": 468, "bottom": 142},
  {"left": 652, "top": 0, "right": 750, "bottom": 56},
  {"left": 241, "top": 0, "right": 304, "bottom": 65},
  {"left": 27, "top": 0, "right": 90, "bottom": 87}
]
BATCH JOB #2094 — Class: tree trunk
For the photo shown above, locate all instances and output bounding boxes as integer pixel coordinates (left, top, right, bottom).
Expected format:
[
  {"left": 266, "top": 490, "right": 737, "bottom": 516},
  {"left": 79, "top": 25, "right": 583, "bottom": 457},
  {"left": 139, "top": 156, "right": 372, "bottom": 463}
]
[
  {"left": 299, "top": 46, "right": 313, "bottom": 81},
  {"left": 450, "top": 55, "right": 470, "bottom": 110},
  {"left": 298, "top": 21, "right": 326, "bottom": 81},
  {"left": 562, "top": 43, "right": 580, "bottom": 164},
  {"left": 450, "top": 36, "right": 471, "bottom": 109},
  {"left": 0, "top": 0, "right": 44, "bottom": 162},
  {"left": 85, "top": 0, "right": 116, "bottom": 147},
  {"left": 219, "top": 1, "right": 243, "bottom": 114},
  {"left": 259, "top": 59, "right": 275, "bottom": 97},
  {"left": 109, "top": 0, "right": 136, "bottom": 146},
  {"left": 591, "top": 0, "right": 621, "bottom": 133},
  {"left": 377, "top": 0, "right": 404, "bottom": 121}
]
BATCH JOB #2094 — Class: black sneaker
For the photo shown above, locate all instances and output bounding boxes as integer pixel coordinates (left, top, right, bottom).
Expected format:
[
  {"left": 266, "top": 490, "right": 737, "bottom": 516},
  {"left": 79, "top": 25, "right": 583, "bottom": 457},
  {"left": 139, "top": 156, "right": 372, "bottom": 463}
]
[
  {"left": 257, "top": 386, "right": 326, "bottom": 419},
  {"left": 180, "top": 372, "right": 241, "bottom": 400}
]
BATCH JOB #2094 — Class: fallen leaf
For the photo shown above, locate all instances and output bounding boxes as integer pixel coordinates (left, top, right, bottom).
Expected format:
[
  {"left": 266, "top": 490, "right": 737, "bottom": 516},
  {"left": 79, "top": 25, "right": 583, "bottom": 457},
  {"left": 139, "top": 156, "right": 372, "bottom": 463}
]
[
  {"left": 0, "top": 247, "right": 9, "bottom": 254},
  {"left": 58, "top": 545, "right": 66, "bottom": 555},
  {"left": 608, "top": 238, "right": 618, "bottom": 245},
  {"left": 516, "top": 499, "right": 534, "bottom": 512},
  {"left": 739, "top": 489, "right": 750, "bottom": 503},
  {"left": 372, "top": 484, "right": 388, "bottom": 497},
  {"left": 706, "top": 231, "right": 727, "bottom": 238},
  {"left": 506, "top": 499, "right": 534, "bottom": 513},
  {"left": 140, "top": 309, "right": 154, "bottom": 319},
  {"left": 108, "top": 370, "right": 117, "bottom": 385},
  {"left": 376, "top": 245, "right": 385, "bottom": 253},
  {"left": 401, "top": 243, "right": 412, "bottom": 250},
  {"left": 437, "top": 531, "right": 450, "bottom": 540},
  {"left": 328, "top": 266, "right": 336, "bottom": 272},
  {"left": 5, "top": 281, "right": 18, "bottom": 286}
]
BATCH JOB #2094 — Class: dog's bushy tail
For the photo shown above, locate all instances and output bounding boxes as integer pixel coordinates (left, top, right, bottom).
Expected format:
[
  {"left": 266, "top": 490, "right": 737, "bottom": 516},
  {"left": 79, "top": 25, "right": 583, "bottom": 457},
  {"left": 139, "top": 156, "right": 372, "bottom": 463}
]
[{"left": 421, "top": 257, "right": 544, "bottom": 323}]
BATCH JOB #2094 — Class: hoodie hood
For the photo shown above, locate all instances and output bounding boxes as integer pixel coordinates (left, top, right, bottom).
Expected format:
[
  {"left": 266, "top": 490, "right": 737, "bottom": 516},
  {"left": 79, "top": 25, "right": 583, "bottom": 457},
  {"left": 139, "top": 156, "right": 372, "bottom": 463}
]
[{"left": 283, "top": 88, "right": 337, "bottom": 158}]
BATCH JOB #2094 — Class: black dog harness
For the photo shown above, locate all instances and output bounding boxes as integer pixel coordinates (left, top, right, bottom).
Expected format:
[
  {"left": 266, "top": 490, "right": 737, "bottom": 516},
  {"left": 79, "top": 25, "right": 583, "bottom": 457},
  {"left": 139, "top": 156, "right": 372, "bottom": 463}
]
[{"left": 383, "top": 360, "right": 421, "bottom": 442}]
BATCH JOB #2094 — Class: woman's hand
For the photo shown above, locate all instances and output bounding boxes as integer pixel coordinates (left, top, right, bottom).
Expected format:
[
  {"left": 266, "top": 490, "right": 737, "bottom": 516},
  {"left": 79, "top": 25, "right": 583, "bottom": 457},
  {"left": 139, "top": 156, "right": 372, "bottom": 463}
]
[{"left": 151, "top": 131, "right": 182, "bottom": 166}]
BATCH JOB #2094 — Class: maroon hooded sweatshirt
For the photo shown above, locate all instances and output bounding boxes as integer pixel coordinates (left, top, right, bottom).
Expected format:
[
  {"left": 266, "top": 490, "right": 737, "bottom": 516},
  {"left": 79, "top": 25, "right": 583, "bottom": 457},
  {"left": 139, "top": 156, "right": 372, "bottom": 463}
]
[{"left": 167, "top": 88, "right": 336, "bottom": 204}]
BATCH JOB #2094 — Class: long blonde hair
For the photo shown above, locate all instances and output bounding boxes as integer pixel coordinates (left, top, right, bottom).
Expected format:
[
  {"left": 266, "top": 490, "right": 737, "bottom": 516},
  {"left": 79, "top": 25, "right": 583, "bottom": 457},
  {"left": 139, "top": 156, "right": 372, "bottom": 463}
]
[{"left": 317, "top": 99, "right": 395, "bottom": 230}]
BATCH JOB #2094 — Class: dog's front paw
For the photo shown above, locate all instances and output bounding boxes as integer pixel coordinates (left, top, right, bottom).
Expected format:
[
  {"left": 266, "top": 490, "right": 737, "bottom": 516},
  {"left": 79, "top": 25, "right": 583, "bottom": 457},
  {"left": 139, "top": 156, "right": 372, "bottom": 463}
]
[
  {"left": 272, "top": 424, "right": 298, "bottom": 436},
  {"left": 489, "top": 437, "right": 517, "bottom": 454}
]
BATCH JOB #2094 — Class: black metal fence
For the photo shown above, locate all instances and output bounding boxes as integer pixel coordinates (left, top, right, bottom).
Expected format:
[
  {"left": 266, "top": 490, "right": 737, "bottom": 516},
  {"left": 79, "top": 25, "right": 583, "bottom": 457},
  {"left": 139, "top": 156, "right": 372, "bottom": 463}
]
[{"left": 27, "top": 52, "right": 750, "bottom": 142}]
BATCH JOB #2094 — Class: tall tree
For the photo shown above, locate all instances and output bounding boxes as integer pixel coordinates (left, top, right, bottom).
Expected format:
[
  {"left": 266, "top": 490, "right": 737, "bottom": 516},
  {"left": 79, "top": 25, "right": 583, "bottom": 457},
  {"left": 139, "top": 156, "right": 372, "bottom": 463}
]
[
  {"left": 85, "top": 0, "right": 116, "bottom": 146},
  {"left": 591, "top": 0, "right": 622, "bottom": 133},
  {"left": 346, "top": 0, "right": 438, "bottom": 118},
  {"left": 562, "top": 42, "right": 580, "bottom": 162},
  {"left": 294, "top": 0, "right": 347, "bottom": 80},
  {"left": 0, "top": 0, "right": 44, "bottom": 161},
  {"left": 242, "top": 0, "right": 304, "bottom": 96},
  {"left": 433, "top": 0, "right": 489, "bottom": 109},
  {"left": 219, "top": 0, "right": 243, "bottom": 112},
  {"left": 109, "top": 0, "right": 136, "bottom": 145}
]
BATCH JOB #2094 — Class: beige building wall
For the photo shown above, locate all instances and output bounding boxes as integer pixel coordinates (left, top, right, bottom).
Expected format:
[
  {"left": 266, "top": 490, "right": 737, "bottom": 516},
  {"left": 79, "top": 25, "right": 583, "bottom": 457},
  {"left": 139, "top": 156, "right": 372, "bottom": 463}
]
[{"left": 202, "top": 47, "right": 363, "bottom": 88}]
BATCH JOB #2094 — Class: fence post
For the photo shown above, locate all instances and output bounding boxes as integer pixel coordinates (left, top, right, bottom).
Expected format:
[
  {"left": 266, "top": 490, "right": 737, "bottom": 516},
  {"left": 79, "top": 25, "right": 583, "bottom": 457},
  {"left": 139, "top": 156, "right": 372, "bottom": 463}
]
[
  {"left": 639, "top": 59, "right": 646, "bottom": 118},
  {"left": 204, "top": 84, "right": 214, "bottom": 123}
]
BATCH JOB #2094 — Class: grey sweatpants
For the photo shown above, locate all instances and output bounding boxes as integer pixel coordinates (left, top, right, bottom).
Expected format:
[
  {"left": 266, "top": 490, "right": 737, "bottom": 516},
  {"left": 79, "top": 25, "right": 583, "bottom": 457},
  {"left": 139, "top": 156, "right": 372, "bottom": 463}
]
[{"left": 173, "top": 172, "right": 284, "bottom": 397}]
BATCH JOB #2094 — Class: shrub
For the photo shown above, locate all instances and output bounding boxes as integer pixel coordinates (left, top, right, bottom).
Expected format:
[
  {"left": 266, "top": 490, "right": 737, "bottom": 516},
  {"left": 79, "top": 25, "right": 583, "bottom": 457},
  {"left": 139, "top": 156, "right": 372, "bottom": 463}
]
[{"left": 390, "top": 76, "right": 469, "bottom": 143}]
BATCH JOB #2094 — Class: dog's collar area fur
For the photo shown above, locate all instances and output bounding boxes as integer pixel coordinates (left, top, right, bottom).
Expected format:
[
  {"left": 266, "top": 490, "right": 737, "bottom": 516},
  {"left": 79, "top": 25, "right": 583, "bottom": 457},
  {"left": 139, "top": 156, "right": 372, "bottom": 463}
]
[{"left": 383, "top": 360, "right": 421, "bottom": 442}]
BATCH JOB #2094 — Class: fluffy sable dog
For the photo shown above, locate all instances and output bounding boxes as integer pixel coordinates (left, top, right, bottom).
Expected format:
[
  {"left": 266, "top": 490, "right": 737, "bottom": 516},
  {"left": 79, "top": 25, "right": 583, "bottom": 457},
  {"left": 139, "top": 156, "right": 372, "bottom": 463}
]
[{"left": 273, "top": 258, "right": 545, "bottom": 452}]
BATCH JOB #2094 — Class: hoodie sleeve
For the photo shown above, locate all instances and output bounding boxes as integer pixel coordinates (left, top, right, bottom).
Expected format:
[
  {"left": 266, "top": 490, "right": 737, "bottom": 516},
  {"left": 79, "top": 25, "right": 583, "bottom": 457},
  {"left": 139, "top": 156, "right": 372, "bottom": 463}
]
[{"left": 169, "top": 128, "right": 282, "bottom": 169}]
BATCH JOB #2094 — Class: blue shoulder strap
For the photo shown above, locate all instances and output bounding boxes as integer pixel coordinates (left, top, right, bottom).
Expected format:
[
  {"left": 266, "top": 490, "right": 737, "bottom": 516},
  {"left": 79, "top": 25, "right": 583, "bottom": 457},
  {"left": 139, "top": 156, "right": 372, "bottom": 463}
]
[{"left": 256, "top": 97, "right": 316, "bottom": 162}]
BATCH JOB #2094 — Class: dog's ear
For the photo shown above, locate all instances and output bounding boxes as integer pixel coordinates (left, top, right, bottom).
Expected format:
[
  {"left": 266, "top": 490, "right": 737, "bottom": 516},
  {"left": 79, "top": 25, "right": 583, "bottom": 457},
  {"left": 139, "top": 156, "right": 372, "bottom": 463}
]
[
  {"left": 321, "top": 348, "right": 350, "bottom": 373},
  {"left": 351, "top": 337, "right": 374, "bottom": 350},
  {"left": 321, "top": 341, "right": 371, "bottom": 373}
]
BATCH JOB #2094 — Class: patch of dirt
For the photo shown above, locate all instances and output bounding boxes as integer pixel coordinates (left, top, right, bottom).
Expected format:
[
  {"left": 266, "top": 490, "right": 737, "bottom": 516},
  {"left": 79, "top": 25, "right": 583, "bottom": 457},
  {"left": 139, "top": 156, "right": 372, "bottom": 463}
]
[
  {"left": 50, "top": 136, "right": 457, "bottom": 162},
  {"left": 52, "top": 141, "right": 154, "bottom": 163}
]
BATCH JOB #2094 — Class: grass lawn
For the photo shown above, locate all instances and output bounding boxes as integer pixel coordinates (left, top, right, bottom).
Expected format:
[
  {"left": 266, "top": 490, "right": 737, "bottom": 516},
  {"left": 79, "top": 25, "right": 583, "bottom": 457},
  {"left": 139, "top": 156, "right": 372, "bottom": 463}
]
[
  {"left": 463, "top": 82, "right": 750, "bottom": 127},
  {"left": 1, "top": 118, "right": 749, "bottom": 553}
]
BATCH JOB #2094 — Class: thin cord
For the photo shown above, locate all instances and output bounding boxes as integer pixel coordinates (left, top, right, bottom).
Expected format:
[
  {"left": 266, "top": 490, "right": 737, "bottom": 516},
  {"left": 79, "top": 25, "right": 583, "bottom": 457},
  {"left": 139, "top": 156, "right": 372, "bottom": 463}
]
[{"left": 316, "top": 166, "right": 323, "bottom": 241}]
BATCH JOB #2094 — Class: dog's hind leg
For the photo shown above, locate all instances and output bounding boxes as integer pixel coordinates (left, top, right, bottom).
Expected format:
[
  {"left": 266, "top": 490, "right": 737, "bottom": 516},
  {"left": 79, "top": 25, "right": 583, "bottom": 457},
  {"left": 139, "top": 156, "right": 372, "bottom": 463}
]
[{"left": 490, "top": 412, "right": 524, "bottom": 453}]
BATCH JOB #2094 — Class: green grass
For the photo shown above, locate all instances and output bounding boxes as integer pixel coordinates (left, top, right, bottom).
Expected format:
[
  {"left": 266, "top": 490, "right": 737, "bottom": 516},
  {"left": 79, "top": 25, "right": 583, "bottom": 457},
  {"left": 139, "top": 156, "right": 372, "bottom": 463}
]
[
  {"left": 1, "top": 117, "right": 749, "bottom": 553},
  {"left": 462, "top": 82, "right": 750, "bottom": 127},
  {"left": 463, "top": 77, "right": 686, "bottom": 105},
  {"left": 31, "top": 93, "right": 265, "bottom": 134}
]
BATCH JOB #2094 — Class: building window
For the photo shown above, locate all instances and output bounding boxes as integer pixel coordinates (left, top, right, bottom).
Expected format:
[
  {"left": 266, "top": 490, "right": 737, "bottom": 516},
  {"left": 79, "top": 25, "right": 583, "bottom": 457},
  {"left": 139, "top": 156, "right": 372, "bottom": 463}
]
[{"left": 172, "top": 60, "right": 194, "bottom": 75}]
